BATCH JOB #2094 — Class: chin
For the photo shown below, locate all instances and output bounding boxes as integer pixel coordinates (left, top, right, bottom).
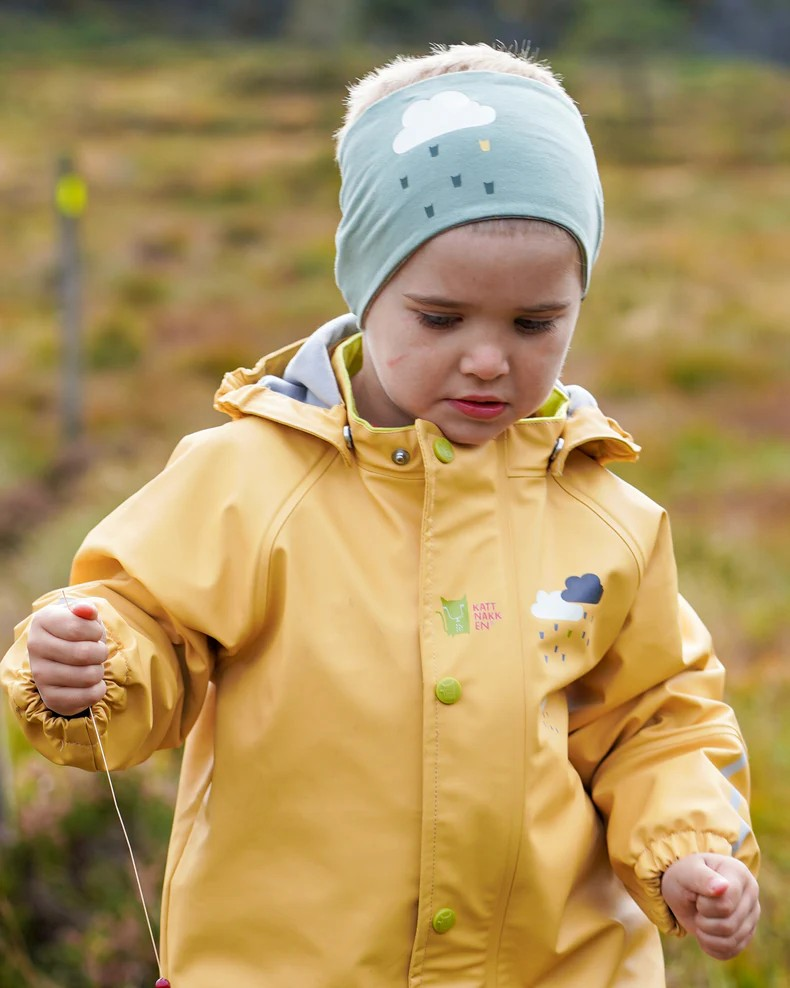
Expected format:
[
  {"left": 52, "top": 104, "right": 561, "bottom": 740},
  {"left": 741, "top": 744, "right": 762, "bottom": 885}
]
[{"left": 440, "top": 422, "right": 510, "bottom": 447}]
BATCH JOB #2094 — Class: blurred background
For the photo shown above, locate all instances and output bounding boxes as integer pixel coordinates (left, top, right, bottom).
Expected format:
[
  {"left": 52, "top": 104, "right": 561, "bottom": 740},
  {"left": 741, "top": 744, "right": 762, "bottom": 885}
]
[{"left": 0, "top": 2, "right": 788, "bottom": 985}]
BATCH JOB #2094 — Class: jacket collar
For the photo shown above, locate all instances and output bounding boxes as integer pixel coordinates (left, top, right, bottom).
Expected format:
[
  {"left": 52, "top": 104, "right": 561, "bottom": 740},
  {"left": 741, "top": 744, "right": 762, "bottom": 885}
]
[{"left": 213, "top": 317, "right": 640, "bottom": 475}]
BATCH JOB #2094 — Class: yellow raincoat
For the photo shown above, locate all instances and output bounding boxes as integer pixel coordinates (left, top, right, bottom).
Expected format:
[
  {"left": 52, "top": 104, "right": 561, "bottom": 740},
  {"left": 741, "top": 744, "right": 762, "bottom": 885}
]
[{"left": 2, "top": 328, "right": 758, "bottom": 986}]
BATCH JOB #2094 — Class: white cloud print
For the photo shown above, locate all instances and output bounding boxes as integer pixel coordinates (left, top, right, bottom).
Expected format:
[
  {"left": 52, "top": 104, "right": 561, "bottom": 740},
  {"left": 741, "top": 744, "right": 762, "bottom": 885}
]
[
  {"left": 530, "top": 591, "right": 584, "bottom": 622},
  {"left": 392, "top": 90, "right": 496, "bottom": 154}
]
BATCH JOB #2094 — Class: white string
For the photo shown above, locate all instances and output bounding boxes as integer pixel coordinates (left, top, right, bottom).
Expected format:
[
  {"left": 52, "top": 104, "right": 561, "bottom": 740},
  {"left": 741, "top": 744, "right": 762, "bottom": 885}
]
[
  {"left": 61, "top": 591, "right": 163, "bottom": 978},
  {"left": 88, "top": 707, "right": 162, "bottom": 977}
]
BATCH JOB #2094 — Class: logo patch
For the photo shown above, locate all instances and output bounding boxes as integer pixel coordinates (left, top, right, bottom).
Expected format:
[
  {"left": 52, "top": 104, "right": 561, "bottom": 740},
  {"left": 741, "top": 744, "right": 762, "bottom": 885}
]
[
  {"left": 437, "top": 597, "right": 504, "bottom": 635},
  {"left": 438, "top": 596, "right": 470, "bottom": 636}
]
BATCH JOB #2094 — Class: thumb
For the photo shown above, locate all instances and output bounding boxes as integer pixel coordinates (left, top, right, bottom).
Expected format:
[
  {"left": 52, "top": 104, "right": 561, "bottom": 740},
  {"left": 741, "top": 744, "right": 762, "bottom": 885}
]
[
  {"left": 681, "top": 857, "right": 730, "bottom": 897},
  {"left": 68, "top": 600, "right": 99, "bottom": 621}
]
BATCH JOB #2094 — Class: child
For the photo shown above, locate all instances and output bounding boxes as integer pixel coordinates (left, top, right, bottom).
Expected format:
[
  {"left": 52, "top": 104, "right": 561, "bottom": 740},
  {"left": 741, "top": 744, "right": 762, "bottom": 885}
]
[{"left": 2, "top": 43, "right": 759, "bottom": 986}]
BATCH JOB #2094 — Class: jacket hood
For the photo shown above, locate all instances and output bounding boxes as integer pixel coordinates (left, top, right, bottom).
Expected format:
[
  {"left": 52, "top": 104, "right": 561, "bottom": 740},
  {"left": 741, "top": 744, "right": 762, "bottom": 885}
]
[{"left": 214, "top": 314, "right": 640, "bottom": 473}]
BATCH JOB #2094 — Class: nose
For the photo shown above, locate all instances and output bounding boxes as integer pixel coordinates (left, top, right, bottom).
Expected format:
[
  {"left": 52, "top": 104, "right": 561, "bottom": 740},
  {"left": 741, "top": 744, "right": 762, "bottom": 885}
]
[{"left": 459, "top": 342, "right": 509, "bottom": 381}]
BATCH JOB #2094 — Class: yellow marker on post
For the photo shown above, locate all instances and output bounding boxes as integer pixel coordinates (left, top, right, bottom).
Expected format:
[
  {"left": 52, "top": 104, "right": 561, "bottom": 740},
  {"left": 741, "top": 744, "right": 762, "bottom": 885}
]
[
  {"left": 56, "top": 157, "right": 86, "bottom": 445},
  {"left": 55, "top": 171, "right": 88, "bottom": 218}
]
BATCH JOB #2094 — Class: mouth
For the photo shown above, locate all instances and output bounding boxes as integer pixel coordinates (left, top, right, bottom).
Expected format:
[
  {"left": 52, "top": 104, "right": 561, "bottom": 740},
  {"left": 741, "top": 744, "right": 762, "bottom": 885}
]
[{"left": 448, "top": 397, "right": 508, "bottom": 420}]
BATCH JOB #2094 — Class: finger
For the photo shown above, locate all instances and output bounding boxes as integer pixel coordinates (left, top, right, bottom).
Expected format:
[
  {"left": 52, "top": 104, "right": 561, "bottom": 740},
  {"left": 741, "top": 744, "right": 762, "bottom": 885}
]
[
  {"left": 697, "top": 890, "right": 738, "bottom": 919},
  {"left": 696, "top": 918, "right": 758, "bottom": 961},
  {"left": 31, "top": 631, "right": 107, "bottom": 667},
  {"left": 701, "top": 854, "right": 752, "bottom": 893},
  {"left": 35, "top": 607, "right": 105, "bottom": 644},
  {"left": 697, "top": 860, "right": 759, "bottom": 919},
  {"left": 32, "top": 657, "right": 106, "bottom": 690},
  {"left": 696, "top": 876, "right": 755, "bottom": 919},
  {"left": 38, "top": 680, "right": 107, "bottom": 718},
  {"left": 67, "top": 600, "right": 99, "bottom": 621},
  {"left": 672, "top": 855, "right": 729, "bottom": 898},
  {"left": 697, "top": 888, "right": 760, "bottom": 936}
]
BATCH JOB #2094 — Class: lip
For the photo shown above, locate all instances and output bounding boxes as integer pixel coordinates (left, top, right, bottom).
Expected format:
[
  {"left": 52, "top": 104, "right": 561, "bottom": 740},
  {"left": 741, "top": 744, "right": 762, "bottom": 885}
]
[{"left": 448, "top": 397, "right": 508, "bottom": 420}]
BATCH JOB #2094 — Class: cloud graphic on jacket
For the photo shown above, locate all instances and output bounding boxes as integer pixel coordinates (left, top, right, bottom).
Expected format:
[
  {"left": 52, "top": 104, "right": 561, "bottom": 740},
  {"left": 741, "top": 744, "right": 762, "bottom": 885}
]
[
  {"left": 561, "top": 573, "right": 604, "bottom": 605},
  {"left": 530, "top": 590, "right": 584, "bottom": 622},
  {"left": 392, "top": 91, "right": 497, "bottom": 154}
]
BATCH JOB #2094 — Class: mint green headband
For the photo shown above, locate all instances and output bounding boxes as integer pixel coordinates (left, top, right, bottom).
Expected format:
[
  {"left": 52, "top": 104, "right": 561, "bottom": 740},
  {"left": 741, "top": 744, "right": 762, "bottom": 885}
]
[{"left": 335, "top": 71, "right": 604, "bottom": 319}]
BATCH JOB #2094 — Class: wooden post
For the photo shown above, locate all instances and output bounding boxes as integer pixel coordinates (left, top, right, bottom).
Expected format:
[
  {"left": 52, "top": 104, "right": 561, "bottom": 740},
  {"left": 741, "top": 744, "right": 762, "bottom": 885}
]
[
  {"left": 0, "top": 715, "right": 13, "bottom": 844},
  {"left": 55, "top": 155, "right": 88, "bottom": 447}
]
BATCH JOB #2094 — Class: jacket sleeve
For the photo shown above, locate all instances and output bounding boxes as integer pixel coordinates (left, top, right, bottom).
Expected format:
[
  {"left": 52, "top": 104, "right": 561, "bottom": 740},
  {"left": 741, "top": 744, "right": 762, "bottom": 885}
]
[
  {"left": 0, "top": 426, "right": 268, "bottom": 772},
  {"left": 566, "top": 513, "right": 759, "bottom": 936}
]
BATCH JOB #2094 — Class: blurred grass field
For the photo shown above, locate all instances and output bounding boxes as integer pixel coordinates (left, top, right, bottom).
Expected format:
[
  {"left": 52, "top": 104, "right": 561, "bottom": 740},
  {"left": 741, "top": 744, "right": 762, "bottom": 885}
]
[{"left": 0, "top": 39, "right": 789, "bottom": 986}]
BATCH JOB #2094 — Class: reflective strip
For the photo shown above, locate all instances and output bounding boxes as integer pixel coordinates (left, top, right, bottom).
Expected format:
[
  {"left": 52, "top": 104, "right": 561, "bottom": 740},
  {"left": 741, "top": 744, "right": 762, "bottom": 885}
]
[
  {"left": 732, "top": 820, "right": 751, "bottom": 854},
  {"left": 721, "top": 752, "right": 748, "bottom": 779}
]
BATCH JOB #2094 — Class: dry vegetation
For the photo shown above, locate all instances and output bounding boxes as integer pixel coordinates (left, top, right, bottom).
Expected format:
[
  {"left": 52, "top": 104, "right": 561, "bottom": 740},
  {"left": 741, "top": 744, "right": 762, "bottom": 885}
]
[{"left": 0, "top": 40, "right": 788, "bottom": 987}]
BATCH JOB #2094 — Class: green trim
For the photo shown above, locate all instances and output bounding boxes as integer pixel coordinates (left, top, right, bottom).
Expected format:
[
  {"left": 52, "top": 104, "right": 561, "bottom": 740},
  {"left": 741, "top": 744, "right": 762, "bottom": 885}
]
[{"left": 534, "top": 387, "right": 569, "bottom": 420}]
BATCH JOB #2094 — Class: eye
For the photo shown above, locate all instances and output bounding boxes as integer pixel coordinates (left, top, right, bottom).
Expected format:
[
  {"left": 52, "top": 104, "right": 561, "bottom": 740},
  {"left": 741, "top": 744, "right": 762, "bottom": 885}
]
[
  {"left": 516, "top": 318, "right": 557, "bottom": 335},
  {"left": 415, "top": 311, "right": 460, "bottom": 329}
]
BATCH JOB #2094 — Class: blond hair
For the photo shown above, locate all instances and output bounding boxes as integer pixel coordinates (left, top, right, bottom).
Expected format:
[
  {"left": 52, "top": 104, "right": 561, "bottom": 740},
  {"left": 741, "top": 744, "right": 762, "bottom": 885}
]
[{"left": 335, "top": 42, "right": 566, "bottom": 155}]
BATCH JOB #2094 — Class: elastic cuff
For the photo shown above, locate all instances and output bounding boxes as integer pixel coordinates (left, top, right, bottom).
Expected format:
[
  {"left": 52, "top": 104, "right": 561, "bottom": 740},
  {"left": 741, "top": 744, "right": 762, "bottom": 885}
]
[
  {"left": 8, "top": 666, "right": 122, "bottom": 769},
  {"left": 633, "top": 830, "right": 734, "bottom": 935}
]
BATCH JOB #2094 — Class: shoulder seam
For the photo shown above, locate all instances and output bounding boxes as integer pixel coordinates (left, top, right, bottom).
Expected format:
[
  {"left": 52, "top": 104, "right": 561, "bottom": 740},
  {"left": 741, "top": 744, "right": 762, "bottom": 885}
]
[
  {"left": 550, "top": 470, "right": 649, "bottom": 580},
  {"left": 255, "top": 444, "right": 341, "bottom": 627}
]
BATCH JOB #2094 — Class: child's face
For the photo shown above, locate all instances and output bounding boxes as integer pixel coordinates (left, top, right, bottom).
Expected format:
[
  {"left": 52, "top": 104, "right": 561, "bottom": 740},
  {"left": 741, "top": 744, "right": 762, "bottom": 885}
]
[{"left": 353, "top": 223, "right": 583, "bottom": 446}]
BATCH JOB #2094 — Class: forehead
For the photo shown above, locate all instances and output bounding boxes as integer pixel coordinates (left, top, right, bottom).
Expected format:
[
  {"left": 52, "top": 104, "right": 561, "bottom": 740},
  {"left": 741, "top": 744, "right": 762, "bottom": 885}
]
[{"left": 390, "top": 221, "right": 583, "bottom": 294}]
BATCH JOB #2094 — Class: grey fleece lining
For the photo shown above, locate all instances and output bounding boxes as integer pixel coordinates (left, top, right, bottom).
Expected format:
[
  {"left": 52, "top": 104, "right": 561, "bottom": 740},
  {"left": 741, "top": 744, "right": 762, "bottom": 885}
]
[{"left": 257, "top": 314, "right": 359, "bottom": 409}]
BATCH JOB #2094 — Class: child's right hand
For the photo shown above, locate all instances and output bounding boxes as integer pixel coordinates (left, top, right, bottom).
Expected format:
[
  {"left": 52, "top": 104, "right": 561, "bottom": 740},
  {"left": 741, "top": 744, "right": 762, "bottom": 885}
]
[{"left": 27, "top": 598, "right": 108, "bottom": 716}]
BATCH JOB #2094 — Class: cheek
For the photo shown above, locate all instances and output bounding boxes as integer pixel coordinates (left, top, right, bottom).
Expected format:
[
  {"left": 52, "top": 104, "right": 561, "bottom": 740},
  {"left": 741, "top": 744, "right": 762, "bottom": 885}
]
[
  {"left": 380, "top": 349, "right": 436, "bottom": 404},
  {"left": 542, "top": 328, "right": 575, "bottom": 365},
  {"left": 514, "top": 335, "right": 573, "bottom": 387}
]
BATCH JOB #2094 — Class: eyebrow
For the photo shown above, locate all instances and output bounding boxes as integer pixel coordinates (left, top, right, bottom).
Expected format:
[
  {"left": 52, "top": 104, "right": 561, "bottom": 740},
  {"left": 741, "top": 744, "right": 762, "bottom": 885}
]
[{"left": 403, "top": 293, "right": 572, "bottom": 312}]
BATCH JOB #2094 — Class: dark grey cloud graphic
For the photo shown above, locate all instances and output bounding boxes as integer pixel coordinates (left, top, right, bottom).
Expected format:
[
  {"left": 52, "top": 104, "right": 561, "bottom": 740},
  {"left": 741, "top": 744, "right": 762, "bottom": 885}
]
[{"left": 561, "top": 573, "right": 603, "bottom": 605}]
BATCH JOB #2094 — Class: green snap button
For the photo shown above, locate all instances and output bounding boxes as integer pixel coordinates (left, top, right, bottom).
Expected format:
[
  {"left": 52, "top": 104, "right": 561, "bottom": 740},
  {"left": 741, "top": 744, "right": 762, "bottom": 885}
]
[
  {"left": 435, "top": 677, "right": 462, "bottom": 705},
  {"left": 432, "top": 907, "right": 457, "bottom": 934},
  {"left": 433, "top": 437, "right": 455, "bottom": 463}
]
